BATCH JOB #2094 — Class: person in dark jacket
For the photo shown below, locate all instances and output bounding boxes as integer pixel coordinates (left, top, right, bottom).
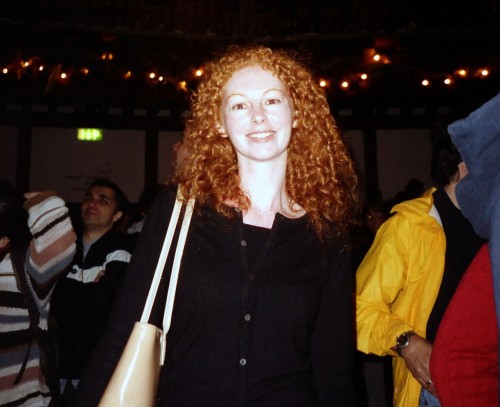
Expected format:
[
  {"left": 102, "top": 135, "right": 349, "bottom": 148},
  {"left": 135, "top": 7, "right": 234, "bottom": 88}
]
[
  {"left": 50, "top": 178, "right": 134, "bottom": 406},
  {"left": 75, "top": 45, "right": 360, "bottom": 406}
]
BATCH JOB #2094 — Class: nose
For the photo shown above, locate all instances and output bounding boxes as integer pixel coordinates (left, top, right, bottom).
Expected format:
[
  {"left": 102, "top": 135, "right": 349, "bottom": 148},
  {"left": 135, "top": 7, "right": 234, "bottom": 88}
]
[
  {"left": 252, "top": 105, "right": 266, "bottom": 124},
  {"left": 86, "top": 198, "right": 97, "bottom": 208}
]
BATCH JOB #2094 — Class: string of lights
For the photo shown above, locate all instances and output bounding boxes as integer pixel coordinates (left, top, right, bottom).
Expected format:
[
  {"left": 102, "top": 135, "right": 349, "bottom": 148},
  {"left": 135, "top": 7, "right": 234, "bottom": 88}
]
[{"left": 1, "top": 47, "right": 495, "bottom": 99}]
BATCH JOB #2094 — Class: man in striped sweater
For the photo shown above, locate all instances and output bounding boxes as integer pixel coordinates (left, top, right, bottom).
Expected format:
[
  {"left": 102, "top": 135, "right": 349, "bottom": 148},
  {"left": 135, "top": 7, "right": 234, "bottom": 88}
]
[{"left": 0, "top": 181, "right": 77, "bottom": 407}]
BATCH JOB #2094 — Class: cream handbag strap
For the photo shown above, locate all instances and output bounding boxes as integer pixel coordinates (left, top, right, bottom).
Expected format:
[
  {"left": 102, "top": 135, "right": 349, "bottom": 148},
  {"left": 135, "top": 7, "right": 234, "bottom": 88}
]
[
  {"left": 161, "top": 195, "right": 194, "bottom": 334},
  {"left": 140, "top": 189, "right": 195, "bottom": 326}
]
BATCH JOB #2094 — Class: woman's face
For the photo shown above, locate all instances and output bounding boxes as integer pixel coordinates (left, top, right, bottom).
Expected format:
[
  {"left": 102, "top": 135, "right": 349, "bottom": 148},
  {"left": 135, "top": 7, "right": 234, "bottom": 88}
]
[{"left": 220, "top": 65, "right": 295, "bottom": 165}]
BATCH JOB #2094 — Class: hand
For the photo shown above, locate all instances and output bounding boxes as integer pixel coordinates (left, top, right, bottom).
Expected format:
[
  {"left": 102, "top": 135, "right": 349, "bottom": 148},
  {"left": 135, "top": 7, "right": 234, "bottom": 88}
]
[
  {"left": 24, "top": 192, "right": 41, "bottom": 200},
  {"left": 400, "top": 334, "right": 437, "bottom": 397},
  {"left": 94, "top": 271, "right": 105, "bottom": 283}
]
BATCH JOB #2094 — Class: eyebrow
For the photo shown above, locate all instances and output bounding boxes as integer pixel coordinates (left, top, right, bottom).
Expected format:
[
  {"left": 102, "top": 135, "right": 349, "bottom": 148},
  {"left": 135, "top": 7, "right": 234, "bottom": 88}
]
[
  {"left": 225, "top": 92, "right": 246, "bottom": 100},
  {"left": 84, "top": 192, "right": 113, "bottom": 201},
  {"left": 96, "top": 194, "right": 112, "bottom": 200},
  {"left": 225, "top": 88, "right": 286, "bottom": 101}
]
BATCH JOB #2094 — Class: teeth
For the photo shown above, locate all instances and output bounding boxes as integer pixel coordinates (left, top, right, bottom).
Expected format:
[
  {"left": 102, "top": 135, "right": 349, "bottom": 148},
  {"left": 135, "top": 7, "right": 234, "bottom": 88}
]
[{"left": 248, "top": 132, "right": 273, "bottom": 139}]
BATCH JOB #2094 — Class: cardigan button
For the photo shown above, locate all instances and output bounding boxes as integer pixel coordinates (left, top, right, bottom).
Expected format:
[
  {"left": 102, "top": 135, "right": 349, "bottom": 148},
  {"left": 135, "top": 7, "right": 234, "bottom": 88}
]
[
  {"left": 240, "top": 240, "right": 247, "bottom": 247},
  {"left": 239, "top": 358, "right": 247, "bottom": 366}
]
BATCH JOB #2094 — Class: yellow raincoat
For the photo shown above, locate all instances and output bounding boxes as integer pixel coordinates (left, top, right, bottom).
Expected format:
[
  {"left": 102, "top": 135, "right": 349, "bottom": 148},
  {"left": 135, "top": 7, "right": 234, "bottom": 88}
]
[{"left": 356, "top": 188, "right": 445, "bottom": 407}]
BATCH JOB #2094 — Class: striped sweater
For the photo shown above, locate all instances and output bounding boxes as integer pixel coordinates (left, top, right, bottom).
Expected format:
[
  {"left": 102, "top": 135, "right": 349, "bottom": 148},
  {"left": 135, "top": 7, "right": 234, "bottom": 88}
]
[
  {"left": 51, "top": 228, "right": 133, "bottom": 380},
  {"left": 0, "top": 192, "right": 76, "bottom": 407}
]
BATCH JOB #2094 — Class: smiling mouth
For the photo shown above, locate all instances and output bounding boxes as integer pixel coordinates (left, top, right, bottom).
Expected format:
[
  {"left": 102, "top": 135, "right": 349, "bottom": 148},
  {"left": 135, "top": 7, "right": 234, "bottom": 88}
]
[{"left": 247, "top": 131, "right": 275, "bottom": 140}]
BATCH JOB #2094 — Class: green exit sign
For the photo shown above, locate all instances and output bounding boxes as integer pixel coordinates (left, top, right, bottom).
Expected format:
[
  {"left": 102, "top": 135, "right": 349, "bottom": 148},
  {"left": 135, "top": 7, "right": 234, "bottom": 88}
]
[{"left": 77, "top": 128, "right": 103, "bottom": 141}]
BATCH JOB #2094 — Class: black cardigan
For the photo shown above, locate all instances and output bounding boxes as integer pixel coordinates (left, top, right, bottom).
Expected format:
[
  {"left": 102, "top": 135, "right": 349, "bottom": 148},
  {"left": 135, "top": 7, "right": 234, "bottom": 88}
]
[{"left": 76, "top": 187, "right": 356, "bottom": 406}]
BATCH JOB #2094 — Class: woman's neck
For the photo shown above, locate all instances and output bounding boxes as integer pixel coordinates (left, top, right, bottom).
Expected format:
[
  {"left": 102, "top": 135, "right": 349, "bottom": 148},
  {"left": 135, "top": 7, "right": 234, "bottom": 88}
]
[
  {"left": 240, "top": 160, "right": 286, "bottom": 208},
  {"left": 239, "top": 161, "right": 303, "bottom": 228}
]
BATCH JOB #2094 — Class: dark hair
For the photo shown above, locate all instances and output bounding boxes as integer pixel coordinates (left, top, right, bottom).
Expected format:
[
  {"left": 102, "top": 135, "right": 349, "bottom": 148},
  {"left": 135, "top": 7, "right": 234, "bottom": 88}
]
[
  {"left": 404, "top": 178, "right": 424, "bottom": 199},
  {"left": 430, "top": 132, "right": 462, "bottom": 187},
  {"left": 0, "top": 180, "right": 30, "bottom": 246},
  {"left": 87, "top": 178, "right": 129, "bottom": 213}
]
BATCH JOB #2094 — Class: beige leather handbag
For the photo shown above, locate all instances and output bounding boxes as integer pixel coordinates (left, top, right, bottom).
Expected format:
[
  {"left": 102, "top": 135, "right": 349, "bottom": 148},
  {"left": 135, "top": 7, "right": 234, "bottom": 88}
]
[{"left": 99, "top": 191, "right": 195, "bottom": 407}]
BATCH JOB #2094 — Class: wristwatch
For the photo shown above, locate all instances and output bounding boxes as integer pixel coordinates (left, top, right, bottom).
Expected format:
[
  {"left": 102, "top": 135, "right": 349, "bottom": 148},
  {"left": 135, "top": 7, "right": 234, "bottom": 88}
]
[{"left": 393, "top": 330, "right": 415, "bottom": 356}]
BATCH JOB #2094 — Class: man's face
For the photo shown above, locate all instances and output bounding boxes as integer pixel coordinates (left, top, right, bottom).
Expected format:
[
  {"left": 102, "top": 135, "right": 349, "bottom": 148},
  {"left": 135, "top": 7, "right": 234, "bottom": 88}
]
[{"left": 81, "top": 185, "right": 122, "bottom": 232}]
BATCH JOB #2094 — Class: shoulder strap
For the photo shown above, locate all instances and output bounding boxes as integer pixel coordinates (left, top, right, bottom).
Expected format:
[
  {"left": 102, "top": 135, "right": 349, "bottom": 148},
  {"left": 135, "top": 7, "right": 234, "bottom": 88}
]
[
  {"left": 10, "top": 245, "right": 40, "bottom": 385},
  {"left": 160, "top": 195, "right": 194, "bottom": 365},
  {"left": 161, "top": 196, "right": 194, "bottom": 335},
  {"left": 139, "top": 192, "right": 184, "bottom": 323},
  {"left": 137, "top": 186, "right": 195, "bottom": 366}
]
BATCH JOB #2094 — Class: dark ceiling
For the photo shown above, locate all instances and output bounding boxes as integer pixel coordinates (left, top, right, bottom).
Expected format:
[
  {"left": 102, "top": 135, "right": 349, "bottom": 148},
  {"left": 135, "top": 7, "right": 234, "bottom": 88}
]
[{"left": 2, "top": 0, "right": 500, "bottom": 121}]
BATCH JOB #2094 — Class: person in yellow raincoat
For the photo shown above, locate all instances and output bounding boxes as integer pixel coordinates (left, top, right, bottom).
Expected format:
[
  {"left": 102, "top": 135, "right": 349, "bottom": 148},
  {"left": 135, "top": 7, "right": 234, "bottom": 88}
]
[{"left": 356, "top": 133, "right": 484, "bottom": 407}]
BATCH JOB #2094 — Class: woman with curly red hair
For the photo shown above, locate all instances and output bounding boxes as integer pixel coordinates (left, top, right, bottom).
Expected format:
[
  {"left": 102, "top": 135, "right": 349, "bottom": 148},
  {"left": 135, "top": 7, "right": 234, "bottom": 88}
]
[
  {"left": 76, "top": 45, "right": 359, "bottom": 406},
  {"left": 178, "top": 45, "right": 358, "bottom": 238}
]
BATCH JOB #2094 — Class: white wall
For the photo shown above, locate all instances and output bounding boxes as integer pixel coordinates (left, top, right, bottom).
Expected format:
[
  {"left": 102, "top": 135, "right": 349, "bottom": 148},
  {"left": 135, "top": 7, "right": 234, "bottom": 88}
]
[
  {"left": 377, "top": 128, "right": 433, "bottom": 201},
  {"left": 158, "top": 131, "right": 183, "bottom": 184},
  {"left": 2, "top": 125, "right": 434, "bottom": 204},
  {"left": 29, "top": 128, "right": 145, "bottom": 202}
]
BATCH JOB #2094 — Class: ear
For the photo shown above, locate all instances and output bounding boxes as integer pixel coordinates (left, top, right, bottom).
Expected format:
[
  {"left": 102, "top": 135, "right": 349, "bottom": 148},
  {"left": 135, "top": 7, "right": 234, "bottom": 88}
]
[
  {"left": 216, "top": 123, "right": 228, "bottom": 138},
  {"left": 112, "top": 211, "right": 123, "bottom": 224},
  {"left": 0, "top": 236, "right": 10, "bottom": 250},
  {"left": 292, "top": 111, "right": 298, "bottom": 128},
  {"left": 457, "top": 162, "right": 468, "bottom": 181}
]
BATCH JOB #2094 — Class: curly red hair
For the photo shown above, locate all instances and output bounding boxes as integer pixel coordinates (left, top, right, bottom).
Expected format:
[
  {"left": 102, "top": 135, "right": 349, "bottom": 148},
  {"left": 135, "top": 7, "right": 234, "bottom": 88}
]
[{"left": 176, "top": 45, "right": 359, "bottom": 239}]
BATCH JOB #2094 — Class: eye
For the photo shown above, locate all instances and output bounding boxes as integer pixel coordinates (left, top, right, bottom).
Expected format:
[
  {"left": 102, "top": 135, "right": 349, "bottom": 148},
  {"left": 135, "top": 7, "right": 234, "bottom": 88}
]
[
  {"left": 231, "top": 103, "right": 246, "bottom": 110},
  {"left": 265, "top": 98, "right": 281, "bottom": 105}
]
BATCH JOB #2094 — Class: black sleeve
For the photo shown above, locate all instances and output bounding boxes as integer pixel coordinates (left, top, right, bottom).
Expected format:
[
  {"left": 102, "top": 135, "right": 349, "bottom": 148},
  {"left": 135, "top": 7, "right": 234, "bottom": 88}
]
[
  {"left": 311, "top": 241, "right": 357, "bottom": 406},
  {"left": 74, "top": 188, "right": 177, "bottom": 407}
]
